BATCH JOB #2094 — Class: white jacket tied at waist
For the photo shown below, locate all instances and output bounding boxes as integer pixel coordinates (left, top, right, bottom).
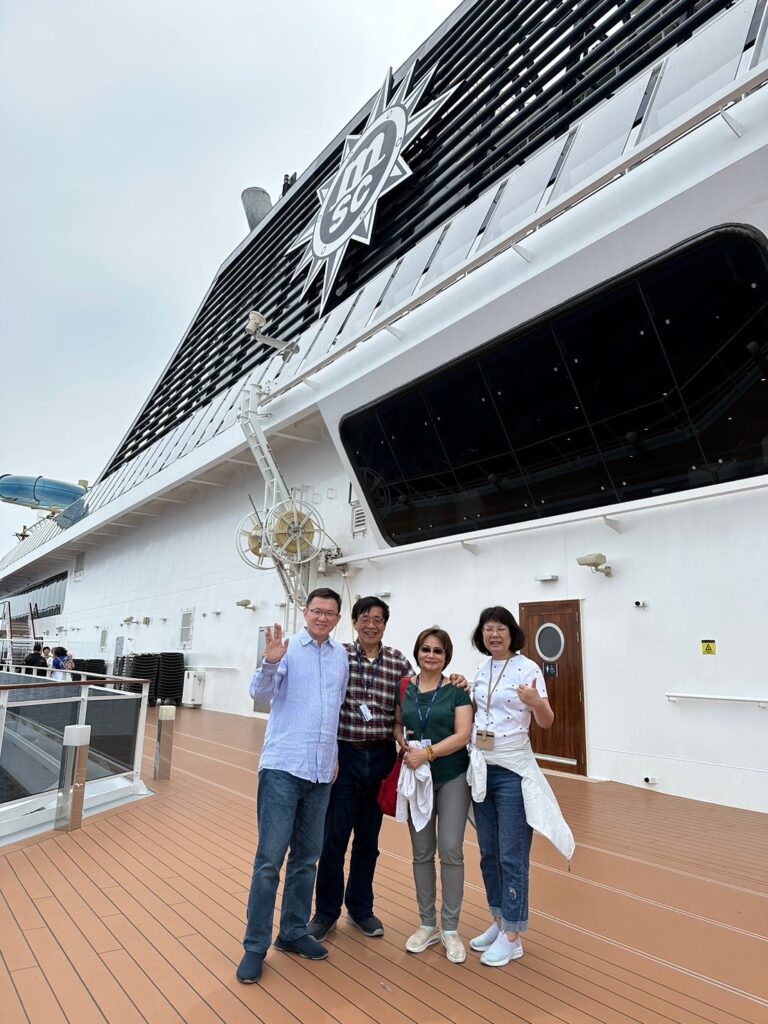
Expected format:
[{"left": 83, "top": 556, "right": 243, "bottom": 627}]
[{"left": 467, "top": 735, "right": 575, "bottom": 862}]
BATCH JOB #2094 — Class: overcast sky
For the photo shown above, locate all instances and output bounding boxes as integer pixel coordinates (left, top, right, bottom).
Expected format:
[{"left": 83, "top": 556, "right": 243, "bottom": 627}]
[{"left": 0, "top": 0, "right": 462, "bottom": 545}]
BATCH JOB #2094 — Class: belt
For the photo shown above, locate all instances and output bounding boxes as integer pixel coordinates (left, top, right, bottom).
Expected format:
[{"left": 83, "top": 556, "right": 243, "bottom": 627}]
[{"left": 340, "top": 738, "right": 393, "bottom": 750}]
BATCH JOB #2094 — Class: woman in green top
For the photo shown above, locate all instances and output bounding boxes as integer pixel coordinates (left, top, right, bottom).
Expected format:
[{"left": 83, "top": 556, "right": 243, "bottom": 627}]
[{"left": 394, "top": 626, "right": 473, "bottom": 964}]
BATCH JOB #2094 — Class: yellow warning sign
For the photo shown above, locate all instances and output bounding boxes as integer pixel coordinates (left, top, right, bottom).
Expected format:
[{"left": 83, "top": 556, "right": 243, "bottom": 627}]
[{"left": 701, "top": 640, "right": 717, "bottom": 655}]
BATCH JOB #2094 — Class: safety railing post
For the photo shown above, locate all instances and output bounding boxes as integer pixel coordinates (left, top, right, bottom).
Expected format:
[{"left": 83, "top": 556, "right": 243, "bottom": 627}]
[
  {"left": 154, "top": 704, "right": 176, "bottom": 780},
  {"left": 54, "top": 724, "right": 91, "bottom": 832}
]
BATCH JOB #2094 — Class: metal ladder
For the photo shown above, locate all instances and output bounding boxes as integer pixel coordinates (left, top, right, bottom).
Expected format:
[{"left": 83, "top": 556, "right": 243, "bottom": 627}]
[{"left": 237, "top": 385, "right": 308, "bottom": 625}]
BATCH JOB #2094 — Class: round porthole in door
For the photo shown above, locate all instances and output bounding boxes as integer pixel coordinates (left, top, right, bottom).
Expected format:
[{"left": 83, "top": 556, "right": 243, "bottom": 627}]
[{"left": 535, "top": 622, "right": 565, "bottom": 662}]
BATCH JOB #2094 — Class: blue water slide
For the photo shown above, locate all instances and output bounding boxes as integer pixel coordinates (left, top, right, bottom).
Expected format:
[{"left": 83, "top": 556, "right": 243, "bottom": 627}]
[{"left": 0, "top": 475, "right": 87, "bottom": 511}]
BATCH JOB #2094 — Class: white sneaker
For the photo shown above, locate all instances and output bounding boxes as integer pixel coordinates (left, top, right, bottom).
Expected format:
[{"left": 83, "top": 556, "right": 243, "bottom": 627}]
[
  {"left": 405, "top": 925, "right": 440, "bottom": 953},
  {"left": 441, "top": 930, "right": 466, "bottom": 963},
  {"left": 480, "top": 933, "right": 524, "bottom": 967},
  {"left": 469, "top": 921, "right": 499, "bottom": 951}
]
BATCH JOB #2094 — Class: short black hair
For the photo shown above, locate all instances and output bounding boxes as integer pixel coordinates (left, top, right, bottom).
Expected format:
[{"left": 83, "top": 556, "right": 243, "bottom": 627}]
[
  {"left": 471, "top": 606, "right": 525, "bottom": 655},
  {"left": 53, "top": 645, "right": 68, "bottom": 657},
  {"left": 351, "top": 595, "right": 390, "bottom": 622},
  {"left": 33, "top": 642, "right": 42, "bottom": 652},
  {"left": 413, "top": 626, "right": 453, "bottom": 668},
  {"left": 305, "top": 587, "right": 342, "bottom": 613},
  {"left": 42, "top": 645, "right": 51, "bottom": 652}
]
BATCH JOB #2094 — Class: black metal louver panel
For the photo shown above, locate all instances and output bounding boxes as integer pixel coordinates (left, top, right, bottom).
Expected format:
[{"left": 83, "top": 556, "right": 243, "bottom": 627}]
[{"left": 104, "top": 0, "right": 734, "bottom": 478}]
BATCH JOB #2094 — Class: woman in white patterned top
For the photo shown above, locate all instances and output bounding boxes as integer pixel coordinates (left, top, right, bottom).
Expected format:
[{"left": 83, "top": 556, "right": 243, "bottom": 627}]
[{"left": 468, "top": 605, "right": 555, "bottom": 968}]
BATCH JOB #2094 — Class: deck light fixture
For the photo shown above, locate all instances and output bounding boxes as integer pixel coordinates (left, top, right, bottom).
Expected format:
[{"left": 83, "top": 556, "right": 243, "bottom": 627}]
[{"left": 244, "top": 310, "right": 297, "bottom": 358}]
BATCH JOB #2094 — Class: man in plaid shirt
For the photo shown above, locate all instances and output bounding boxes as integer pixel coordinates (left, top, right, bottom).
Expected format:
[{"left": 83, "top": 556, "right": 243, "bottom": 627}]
[{"left": 308, "top": 595, "right": 412, "bottom": 939}]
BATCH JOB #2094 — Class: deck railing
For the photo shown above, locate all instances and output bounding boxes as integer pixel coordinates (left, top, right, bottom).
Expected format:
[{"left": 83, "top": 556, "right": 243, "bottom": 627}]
[{"left": 0, "top": 665, "right": 150, "bottom": 841}]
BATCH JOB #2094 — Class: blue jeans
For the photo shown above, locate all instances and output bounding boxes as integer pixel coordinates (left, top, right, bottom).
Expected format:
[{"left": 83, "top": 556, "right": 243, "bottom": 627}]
[
  {"left": 314, "top": 740, "right": 396, "bottom": 921},
  {"left": 472, "top": 764, "right": 533, "bottom": 933},
  {"left": 243, "top": 769, "right": 331, "bottom": 954}
]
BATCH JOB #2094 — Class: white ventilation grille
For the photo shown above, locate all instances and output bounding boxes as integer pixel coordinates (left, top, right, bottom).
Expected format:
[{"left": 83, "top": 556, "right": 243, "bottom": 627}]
[
  {"left": 179, "top": 608, "right": 194, "bottom": 649},
  {"left": 351, "top": 502, "right": 367, "bottom": 537},
  {"left": 73, "top": 552, "right": 86, "bottom": 579}
]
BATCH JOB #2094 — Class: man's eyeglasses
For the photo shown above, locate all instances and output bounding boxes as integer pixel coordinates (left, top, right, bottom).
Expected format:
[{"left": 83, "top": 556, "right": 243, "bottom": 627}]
[
  {"left": 307, "top": 608, "right": 339, "bottom": 619},
  {"left": 419, "top": 645, "right": 445, "bottom": 655},
  {"left": 357, "top": 615, "right": 385, "bottom": 626}
]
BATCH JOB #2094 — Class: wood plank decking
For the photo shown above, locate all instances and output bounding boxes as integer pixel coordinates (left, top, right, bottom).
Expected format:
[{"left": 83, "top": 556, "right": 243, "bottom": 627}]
[{"left": 1, "top": 707, "right": 765, "bottom": 1024}]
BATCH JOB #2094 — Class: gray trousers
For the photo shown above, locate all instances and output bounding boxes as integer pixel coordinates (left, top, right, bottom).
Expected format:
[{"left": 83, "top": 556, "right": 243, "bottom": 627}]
[{"left": 407, "top": 772, "right": 471, "bottom": 930}]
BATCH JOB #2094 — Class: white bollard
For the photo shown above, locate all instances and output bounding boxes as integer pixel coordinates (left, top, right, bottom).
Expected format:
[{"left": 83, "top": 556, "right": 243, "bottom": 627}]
[
  {"left": 154, "top": 704, "right": 176, "bottom": 780},
  {"left": 54, "top": 724, "right": 91, "bottom": 831}
]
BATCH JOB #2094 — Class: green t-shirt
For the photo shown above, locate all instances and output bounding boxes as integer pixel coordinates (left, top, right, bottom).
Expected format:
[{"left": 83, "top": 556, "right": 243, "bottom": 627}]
[{"left": 399, "top": 679, "right": 472, "bottom": 786}]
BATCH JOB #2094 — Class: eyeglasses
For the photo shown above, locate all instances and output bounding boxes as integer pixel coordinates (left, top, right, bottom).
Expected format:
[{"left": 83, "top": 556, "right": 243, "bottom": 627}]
[
  {"left": 419, "top": 645, "right": 445, "bottom": 655},
  {"left": 307, "top": 608, "right": 339, "bottom": 619},
  {"left": 357, "top": 615, "right": 385, "bottom": 626},
  {"left": 482, "top": 624, "right": 509, "bottom": 634}
]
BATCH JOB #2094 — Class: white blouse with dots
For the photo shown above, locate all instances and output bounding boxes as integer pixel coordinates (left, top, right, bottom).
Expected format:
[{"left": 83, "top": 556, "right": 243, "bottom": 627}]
[{"left": 473, "top": 654, "right": 548, "bottom": 741}]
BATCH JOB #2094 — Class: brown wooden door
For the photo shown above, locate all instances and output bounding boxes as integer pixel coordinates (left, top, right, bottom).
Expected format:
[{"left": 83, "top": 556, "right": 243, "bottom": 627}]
[{"left": 519, "top": 600, "right": 586, "bottom": 775}]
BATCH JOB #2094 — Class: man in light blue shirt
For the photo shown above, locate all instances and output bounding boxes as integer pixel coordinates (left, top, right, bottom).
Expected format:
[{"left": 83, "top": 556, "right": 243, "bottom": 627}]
[{"left": 237, "top": 588, "right": 349, "bottom": 985}]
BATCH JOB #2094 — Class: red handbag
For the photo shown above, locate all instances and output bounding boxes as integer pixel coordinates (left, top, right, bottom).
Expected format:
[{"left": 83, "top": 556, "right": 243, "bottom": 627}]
[{"left": 377, "top": 676, "right": 411, "bottom": 816}]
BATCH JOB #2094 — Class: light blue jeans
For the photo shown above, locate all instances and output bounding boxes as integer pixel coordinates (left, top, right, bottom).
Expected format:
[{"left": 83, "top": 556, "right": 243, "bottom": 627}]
[
  {"left": 243, "top": 768, "right": 331, "bottom": 954},
  {"left": 472, "top": 764, "right": 532, "bottom": 933}
]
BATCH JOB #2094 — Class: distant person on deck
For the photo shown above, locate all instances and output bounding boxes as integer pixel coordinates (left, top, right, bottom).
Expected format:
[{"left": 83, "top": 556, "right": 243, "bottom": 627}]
[
  {"left": 42, "top": 645, "right": 52, "bottom": 667},
  {"left": 237, "top": 588, "right": 349, "bottom": 986},
  {"left": 50, "top": 646, "right": 74, "bottom": 681},
  {"left": 307, "top": 596, "right": 412, "bottom": 943},
  {"left": 24, "top": 642, "right": 47, "bottom": 676}
]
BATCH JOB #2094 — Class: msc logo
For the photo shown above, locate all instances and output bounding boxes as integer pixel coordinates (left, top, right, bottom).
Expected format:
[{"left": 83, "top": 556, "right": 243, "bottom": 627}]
[{"left": 291, "top": 65, "right": 455, "bottom": 312}]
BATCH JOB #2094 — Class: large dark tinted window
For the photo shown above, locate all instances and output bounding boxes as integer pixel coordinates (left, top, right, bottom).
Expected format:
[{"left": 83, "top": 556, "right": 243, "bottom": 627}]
[{"left": 341, "top": 230, "right": 768, "bottom": 545}]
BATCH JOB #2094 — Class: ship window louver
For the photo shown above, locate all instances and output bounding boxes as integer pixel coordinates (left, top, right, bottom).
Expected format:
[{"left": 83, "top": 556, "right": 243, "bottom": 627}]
[
  {"left": 341, "top": 228, "right": 768, "bottom": 545},
  {"left": 100, "top": 0, "right": 738, "bottom": 481}
]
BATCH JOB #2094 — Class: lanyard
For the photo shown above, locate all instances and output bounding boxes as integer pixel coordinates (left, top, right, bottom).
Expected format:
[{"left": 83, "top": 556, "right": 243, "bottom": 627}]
[
  {"left": 414, "top": 675, "right": 444, "bottom": 739},
  {"left": 356, "top": 646, "right": 383, "bottom": 697},
  {"left": 484, "top": 657, "right": 511, "bottom": 724}
]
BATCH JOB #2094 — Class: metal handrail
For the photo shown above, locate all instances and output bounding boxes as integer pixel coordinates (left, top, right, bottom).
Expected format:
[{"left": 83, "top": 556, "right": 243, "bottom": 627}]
[
  {"left": 0, "top": 663, "right": 150, "bottom": 686},
  {"left": 665, "top": 692, "right": 768, "bottom": 706}
]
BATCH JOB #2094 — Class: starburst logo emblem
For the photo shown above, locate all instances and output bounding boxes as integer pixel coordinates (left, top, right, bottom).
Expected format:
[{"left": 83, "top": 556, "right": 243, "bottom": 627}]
[{"left": 290, "top": 64, "right": 455, "bottom": 312}]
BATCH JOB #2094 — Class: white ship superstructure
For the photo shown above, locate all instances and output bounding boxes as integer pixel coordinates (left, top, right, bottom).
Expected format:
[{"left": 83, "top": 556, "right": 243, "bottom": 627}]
[{"left": 2, "top": 0, "right": 768, "bottom": 814}]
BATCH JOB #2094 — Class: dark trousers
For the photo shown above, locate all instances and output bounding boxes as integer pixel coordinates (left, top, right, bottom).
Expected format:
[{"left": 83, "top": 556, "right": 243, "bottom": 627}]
[
  {"left": 314, "top": 740, "right": 396, "bottom": 921},
  {"left": 243, "top": 769, "right": 331, "bottom": 954}
]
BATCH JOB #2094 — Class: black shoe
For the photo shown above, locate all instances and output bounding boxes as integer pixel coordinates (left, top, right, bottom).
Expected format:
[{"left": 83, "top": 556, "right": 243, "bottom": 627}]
[
  {"left": 347, "top": 913, "right": 384, "bottom": 937},
  {"left": 306, "top": 915, "right": 338, "bottom": 942},
  {"left": 236, "top": 951, "right": 264, "bottom": 984},
  {"left": 274, "top": 934, "right": 328, "bottom": 960}
]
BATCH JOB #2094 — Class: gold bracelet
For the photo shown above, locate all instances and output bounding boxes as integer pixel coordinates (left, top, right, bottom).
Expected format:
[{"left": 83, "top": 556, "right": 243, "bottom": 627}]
[{"left": 427, "top": 745, "right": 436, "bottom": 763}]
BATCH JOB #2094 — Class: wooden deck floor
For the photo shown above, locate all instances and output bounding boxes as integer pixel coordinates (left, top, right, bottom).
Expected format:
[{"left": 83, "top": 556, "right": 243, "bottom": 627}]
[{"left": 1, "top": 707, "right": 766, "bottom": 1024}]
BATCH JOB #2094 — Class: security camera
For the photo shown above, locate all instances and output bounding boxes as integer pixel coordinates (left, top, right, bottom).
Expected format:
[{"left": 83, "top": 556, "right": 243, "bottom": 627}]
[
  {"left": 576, "top": 553, "right": 607, "bottom": 568},
  {"left": 576, "top": 552, "right": 612, "bottom": 576},
  {"left": 633, "top": 600, "right": 648, "bottom": 608},
  {"left": 235, "top": 598, "right": 252, "bottom": 607}
]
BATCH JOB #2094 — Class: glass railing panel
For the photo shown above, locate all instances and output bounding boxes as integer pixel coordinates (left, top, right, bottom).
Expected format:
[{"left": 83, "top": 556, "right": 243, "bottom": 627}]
[
  {"left": 368, "top": 226, "right": 445, "bottom": 325},
  {"left": 549, "top": 72, "right": 652, "bottom": 202},
  {"left": 300, "top": 293, "right": 358, "bottom": 369},
  {"left": 266, "top": 318, "right": 328, "bottom": 387},
  {"left": 84, "top": 689, "right": 141, "bottom": 779},
  {"left": 638, "top": 0, "right": 756, "bottom": 143},
  {"left": 419, "top": 185, "right": 502, "bottom": 291},
  {"left": 0, "top": 700, "right": 79, "bottom": 803},
  {"left": 334, "top": 265, "right": 397, "bottom": 345},
  {"left": 478, "top": 137, "right": 565, "bottom": 251}
]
